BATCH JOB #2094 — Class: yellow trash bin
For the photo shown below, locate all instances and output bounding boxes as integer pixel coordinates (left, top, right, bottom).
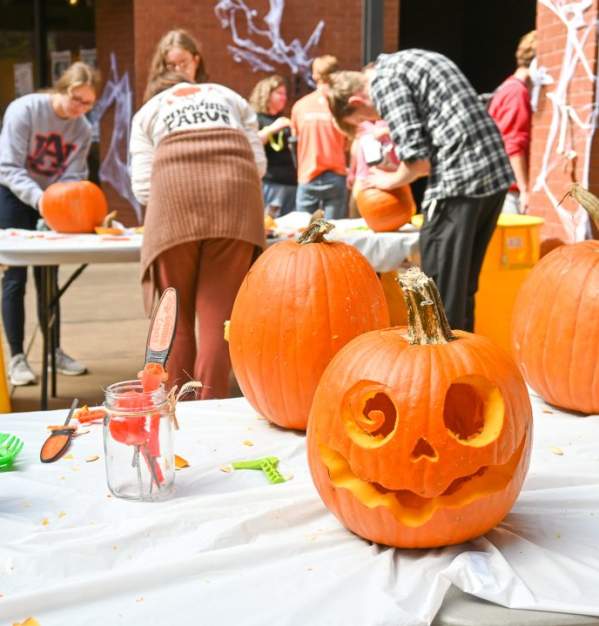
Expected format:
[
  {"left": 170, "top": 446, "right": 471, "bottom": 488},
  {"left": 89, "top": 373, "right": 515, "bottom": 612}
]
[{"left": 475, "top": 214, "right": 544, "bottom": 353}]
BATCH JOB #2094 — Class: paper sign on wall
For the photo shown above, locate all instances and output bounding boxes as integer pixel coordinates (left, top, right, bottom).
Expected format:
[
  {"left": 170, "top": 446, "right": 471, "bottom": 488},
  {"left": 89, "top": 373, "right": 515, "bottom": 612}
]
[
  {"left": 80, "top": 48, "right": 97, "bottom": 68},
  {"left": 14, "top": 62, "right": 34, "bottom": 97},
  {"left": 51, "top": 50, "right": 72, "bottom": 84}
]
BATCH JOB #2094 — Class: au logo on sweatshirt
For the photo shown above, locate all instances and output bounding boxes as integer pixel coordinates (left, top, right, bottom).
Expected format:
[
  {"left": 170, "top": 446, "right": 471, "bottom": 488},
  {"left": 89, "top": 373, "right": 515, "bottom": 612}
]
[{"left": 27, "top": 133, "right": 76, "bottom": 177}]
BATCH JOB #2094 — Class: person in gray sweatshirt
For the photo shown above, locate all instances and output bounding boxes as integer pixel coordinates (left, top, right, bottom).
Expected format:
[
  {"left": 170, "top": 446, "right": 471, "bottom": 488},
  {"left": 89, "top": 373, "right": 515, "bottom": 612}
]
[{"left": 0, "top": 62, "right": 99, "bottom": 386}]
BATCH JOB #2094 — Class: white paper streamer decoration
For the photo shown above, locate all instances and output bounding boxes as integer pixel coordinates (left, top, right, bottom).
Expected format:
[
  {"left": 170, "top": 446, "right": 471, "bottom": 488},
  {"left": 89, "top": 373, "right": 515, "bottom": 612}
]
[
  {"left": 89, "top": 53, "right": 142, "bottom": 223},
  {"left": 214, "top": 0, "right": 325, "bottom": 86},
  {"left": 533, "top": 0, "right": 595, "bottom": 241}
]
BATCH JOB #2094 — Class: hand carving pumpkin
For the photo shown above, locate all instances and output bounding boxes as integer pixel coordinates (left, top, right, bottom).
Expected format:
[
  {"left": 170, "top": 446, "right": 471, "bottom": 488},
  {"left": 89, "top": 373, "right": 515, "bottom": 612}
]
[
  {"left": 42, "top": 181, "right": 108, "bottom": 233},
  {"left": 229, "top": 219, "right": 390, "bottom": 431},
  {"left": 307, "top": 269, "right": 532, "bottom": 548}
]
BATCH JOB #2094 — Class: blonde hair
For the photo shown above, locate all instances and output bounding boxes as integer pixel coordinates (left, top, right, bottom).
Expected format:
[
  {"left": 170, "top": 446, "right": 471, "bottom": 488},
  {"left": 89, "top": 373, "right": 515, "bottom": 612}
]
[
  {"left": 312, "top": 55, "right": 339, "bottom": 84},
  {"left": 326, "top": 70, "right": 368, "bottom": 136},
  {"left": 144, "top": 29, "right": 207, "bottom": 102},
  {"left": 516, "top": 30, "right": 536, "bottom": 68},
  {"left": 53, "top": 61, "right": 100, "bottom": 95},
  {"left": 248, "top": 75, "right": 286, "bottom": 114}
]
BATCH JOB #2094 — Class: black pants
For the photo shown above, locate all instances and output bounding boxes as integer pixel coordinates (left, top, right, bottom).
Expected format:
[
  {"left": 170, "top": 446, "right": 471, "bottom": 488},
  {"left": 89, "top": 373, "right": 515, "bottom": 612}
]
[
  {"left": 0, "top": 185, "right": 60, "bottom": 356},
  {"left": 419, "top": 191, "right": 506, "bottom": 332}
]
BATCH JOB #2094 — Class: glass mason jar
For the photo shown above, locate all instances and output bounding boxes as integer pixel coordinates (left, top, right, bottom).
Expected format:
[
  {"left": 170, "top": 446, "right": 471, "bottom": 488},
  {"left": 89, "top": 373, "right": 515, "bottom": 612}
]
[{"left": 103, "top": 379, "right": 175, "bottom": 501}]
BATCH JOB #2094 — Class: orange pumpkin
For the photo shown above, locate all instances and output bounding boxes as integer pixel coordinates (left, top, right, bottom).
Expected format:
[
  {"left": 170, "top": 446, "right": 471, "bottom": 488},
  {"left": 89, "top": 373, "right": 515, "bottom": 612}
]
[
  {"left": 229, "top": 220, "right": 390, "bottom": 431},
  {"left": 511, "top": 239, "right": 599, "bottom": 414},
  {"left": 378, "top": 271, "right": 408, "bottom": 326},
  {"left": 355, "top": 186, "right": 416, "bottom": 232},
  {"left": 307, "top": 268, "right": 532, "bottom": 548},
  {"left": 42, "top": 181, "right": 108, "bottom": 233}
]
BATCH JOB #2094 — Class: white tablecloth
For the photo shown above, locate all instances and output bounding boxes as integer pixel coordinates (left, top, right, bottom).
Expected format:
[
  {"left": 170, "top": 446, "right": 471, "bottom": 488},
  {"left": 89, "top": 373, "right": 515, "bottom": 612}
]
[
  {"left": 1, "top": 393, "right": 598, "bottom": 626},
  {"left": 0, "top": 229, "right": 142, "bottom": 266},
  {"left": 271, "top": 212, "right": 420, "bottom": 272},
  {"left": 0, "top": 220, "right": 419, "bottom": 273}
]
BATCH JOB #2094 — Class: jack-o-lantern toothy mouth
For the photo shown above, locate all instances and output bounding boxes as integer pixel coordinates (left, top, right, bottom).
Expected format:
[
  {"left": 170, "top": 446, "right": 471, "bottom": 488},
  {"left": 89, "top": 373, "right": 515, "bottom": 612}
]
[{"left": 318, "top": 435, "right": 527, "bottom": 528}]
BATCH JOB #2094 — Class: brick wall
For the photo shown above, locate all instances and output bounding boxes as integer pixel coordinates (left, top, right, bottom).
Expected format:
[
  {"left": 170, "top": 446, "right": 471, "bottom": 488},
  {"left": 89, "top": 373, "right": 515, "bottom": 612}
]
[
  {"left": 528, "top": 0, "right": 599, "bottom": 248},
  {"left": 95, "top": 0, "right": 399, "bottom": 224},
  {"left": 95, "top": 0, "right": 137, "bottom": 224}
]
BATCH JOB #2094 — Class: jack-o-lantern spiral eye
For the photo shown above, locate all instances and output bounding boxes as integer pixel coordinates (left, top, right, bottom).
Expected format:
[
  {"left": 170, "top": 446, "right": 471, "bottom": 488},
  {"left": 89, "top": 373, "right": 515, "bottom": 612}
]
[
  {"left": 443, "top": 375, "right": 505, "bottom": 447},
  {"left": 342, "top": 381, "right": 399, "bottom": 447}
]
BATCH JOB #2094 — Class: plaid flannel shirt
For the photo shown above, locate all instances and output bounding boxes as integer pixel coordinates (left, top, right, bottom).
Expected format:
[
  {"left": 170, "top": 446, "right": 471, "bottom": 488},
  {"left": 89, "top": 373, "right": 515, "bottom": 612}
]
[{"left": 371, "top": 50, "right": 514, "bottom": 206}]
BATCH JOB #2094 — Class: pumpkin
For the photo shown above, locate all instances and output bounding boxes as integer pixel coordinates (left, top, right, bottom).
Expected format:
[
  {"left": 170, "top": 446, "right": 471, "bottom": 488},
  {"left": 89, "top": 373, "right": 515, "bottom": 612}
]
[
  {"left": 511, "top": 240, "right": 599, "bottom": 414},
  {"left": 379, "top": 270, "right": 408, "bottom": 326},
  {"left": 229, "top": 219, "right": 390, "bottom": 431},
  {"left": 42, "top": 181, "right": 108, "bottom": 233},
  {"left": 307, "top": 268, "right": 532, "bottom": 548},
  {"left": 355, "top": 186, "right": 416, "bottom": 232}
]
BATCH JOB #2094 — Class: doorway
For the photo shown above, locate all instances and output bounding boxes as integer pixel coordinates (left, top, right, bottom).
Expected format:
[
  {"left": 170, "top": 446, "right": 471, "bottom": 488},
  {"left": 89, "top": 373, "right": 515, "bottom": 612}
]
[{"left": 398, "top": 0, "right": 537, "bottom": 209}]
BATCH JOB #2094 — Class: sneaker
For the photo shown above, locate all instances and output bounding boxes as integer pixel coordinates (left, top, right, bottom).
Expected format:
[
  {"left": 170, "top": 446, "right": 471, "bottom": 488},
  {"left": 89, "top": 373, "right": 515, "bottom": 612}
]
[
  {"left": 9, "top": 353, "right": 37, "bottom": 386},
  {"left": 52, "top": 348, "right": 87, "bottom": 376}
]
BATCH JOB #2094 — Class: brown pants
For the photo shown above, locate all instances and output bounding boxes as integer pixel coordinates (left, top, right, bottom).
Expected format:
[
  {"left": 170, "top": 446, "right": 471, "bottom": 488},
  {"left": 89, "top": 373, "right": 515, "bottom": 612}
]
[{"left": 154, "top": 238, "right": 254, "bottom": 399}]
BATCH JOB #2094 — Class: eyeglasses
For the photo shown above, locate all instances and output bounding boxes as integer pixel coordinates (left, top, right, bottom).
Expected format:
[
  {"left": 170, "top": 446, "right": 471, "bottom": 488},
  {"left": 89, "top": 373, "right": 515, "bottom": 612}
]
[
  {"left": 69, "top": 93, "right": 95, "bottom": 109},
  {"left": 165, "top": 60, "right": 191, "bottom": 72}
]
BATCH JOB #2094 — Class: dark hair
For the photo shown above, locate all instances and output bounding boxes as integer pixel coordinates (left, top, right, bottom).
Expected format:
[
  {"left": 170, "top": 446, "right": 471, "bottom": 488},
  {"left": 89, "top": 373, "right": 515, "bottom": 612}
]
[{"left": 144, "top": 71, "right": 191, "bottom": 101}]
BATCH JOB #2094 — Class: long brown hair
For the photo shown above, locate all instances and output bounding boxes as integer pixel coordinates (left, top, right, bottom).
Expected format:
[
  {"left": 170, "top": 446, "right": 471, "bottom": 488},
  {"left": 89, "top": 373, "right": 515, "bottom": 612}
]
[{"left": 144, "top": 29, "right": 207, "bottom": 102}]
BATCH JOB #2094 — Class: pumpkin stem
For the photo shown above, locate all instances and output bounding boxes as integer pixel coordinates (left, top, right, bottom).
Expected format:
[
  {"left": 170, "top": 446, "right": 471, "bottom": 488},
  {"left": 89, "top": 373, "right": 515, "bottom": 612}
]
[
  {"left": 567, "top": 184, "right": 599, "bottom": 232},
  {"left": 399, "top": 268, "right": 455, "bottom": 344},
  {"left": 297, "top": 219, "right": 335, "bottom": 244}
]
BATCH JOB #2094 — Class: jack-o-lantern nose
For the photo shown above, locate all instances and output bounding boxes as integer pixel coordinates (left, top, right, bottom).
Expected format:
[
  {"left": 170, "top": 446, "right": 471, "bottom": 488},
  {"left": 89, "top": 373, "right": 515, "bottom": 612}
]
[{"left": 410, "top": 437, "right": 438, "bottom": 461}]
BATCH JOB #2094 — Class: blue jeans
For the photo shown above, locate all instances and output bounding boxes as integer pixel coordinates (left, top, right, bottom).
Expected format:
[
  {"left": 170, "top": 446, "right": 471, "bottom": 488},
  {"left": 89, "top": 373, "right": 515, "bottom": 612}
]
[
  {"left": 263, "top": 181, "right": 297, "bottom": 217},
  {"left": 0, "top": 185, "right": 60, "bottom": 355},
  {"left": 296, "top": 171, "right": 348, "bottom": 220}
]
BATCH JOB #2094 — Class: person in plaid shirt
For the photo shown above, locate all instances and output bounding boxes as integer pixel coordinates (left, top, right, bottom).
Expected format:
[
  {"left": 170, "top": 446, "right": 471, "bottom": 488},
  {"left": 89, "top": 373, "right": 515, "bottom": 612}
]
[{"left": 327, "top": 50, "right": 514, "bottom": 331}]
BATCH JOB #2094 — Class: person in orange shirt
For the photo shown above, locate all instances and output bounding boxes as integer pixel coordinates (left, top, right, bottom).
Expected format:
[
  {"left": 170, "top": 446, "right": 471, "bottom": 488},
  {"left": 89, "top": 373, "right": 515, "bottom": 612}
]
[{"left": 291, "top": 55, "right": 348, "bottom": 219}]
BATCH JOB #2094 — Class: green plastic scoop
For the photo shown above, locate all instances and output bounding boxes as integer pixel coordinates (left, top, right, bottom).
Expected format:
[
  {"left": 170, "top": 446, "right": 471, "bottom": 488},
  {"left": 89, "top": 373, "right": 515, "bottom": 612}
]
[{"left": 0, "top": 433, "right": 24, "bottom": 470}]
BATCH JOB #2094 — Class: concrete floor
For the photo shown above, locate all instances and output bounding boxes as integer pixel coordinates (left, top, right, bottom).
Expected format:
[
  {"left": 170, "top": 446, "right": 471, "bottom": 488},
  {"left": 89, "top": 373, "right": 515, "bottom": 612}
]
[{"left": 1, "top": 262, "right": 149, "bottom": 413}]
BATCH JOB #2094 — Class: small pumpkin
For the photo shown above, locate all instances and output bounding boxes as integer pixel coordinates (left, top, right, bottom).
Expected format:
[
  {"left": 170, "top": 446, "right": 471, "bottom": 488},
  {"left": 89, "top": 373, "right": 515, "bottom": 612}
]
[
  {"left": 307, "top": 268, "right": 532, "bottom": 548},
  {"left": 42, "top": 181, "right": 108, "bottom": 233},
  {"left": 229, "top": 219, "right": 390, "bottom": 431},
  {"left": 355, "top": 186, "right": 416, "bottom": 232}
]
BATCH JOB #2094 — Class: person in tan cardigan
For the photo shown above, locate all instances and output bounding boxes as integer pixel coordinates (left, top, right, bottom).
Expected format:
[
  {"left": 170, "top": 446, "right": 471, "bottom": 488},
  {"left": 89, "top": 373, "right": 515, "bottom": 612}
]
[{"left": 130, "top": 31, "right": 266, "bottom": 398}]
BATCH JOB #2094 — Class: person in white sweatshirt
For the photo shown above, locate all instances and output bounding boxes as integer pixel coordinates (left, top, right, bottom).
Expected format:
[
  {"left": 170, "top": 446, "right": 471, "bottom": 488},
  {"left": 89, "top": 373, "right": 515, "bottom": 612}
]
[
  {"left": 130, "top": 30, "right": 266, "bottom": 399},
  {"left": 0, "top": 62, "right": 99, "bottom": 386}
]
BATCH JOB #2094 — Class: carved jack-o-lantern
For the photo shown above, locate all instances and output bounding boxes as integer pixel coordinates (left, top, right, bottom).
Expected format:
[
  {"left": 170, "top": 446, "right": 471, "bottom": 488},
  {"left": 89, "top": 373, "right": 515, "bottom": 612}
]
[{"left": 307, "top": 269, "right": 532, "bottom": 548}]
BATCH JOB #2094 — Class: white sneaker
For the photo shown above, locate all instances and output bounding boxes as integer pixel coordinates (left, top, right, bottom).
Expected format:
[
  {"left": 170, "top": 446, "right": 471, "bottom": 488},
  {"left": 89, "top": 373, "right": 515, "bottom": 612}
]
[
  {"left": 52, "top": 348, "right": 87, "bottom": 376},
  {"left": 9, "top": 353, "right": 37, "bottom": 386}
]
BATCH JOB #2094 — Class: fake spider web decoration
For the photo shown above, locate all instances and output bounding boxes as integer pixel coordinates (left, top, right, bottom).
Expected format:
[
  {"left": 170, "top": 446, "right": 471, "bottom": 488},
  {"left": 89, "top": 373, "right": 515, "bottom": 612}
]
[
  {"left": 532, "top": 0, "right": 597, "bottom": 241},
  {"left": 214, "top": 0, "right": 325, "bottom": 86},
  {"left": 89, "top": 53, "right": 142, "bottom": 223}
]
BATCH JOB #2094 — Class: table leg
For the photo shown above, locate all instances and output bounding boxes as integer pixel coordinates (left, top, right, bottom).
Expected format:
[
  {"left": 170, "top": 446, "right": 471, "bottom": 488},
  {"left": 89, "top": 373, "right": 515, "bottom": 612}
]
[
  {"left": 49, "top": 267, "right": 57, "bottom": 398},
  {"left": 39, "top": 266, "right": 49, "bottom": 411}
]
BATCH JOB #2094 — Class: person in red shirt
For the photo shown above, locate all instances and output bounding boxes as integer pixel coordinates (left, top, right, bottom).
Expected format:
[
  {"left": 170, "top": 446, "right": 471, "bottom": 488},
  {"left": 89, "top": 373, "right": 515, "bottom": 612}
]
[
  {"left": 291, "top": 55, "right": 348, "bottom": 219},
  {"left": 489, "top": 30, "right": 536, "bottom": 214}
]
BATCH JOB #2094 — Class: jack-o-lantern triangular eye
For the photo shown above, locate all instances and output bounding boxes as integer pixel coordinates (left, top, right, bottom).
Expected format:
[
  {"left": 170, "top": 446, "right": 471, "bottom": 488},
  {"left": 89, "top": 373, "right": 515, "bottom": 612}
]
[{"left": 443, "top": 375, "right": 505, "bottom": 447}]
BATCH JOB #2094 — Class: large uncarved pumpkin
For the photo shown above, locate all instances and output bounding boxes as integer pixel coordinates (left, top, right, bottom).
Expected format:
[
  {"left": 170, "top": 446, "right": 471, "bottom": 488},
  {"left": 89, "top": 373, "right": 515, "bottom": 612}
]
[
  {"left": 307, "top": 268, "right": 532, "bottom": 548},
  {"left": 42, "top": 181, "right": 108, "bottom": 233},
  {"left": 229, "top": 220, "right": 390, "bottom": 431},
  {"left": 355, "top": 186, "right": 416, "bottom": 232},
  {"left": 511, "top": 240, "right": 599, "bottom": 414}
]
